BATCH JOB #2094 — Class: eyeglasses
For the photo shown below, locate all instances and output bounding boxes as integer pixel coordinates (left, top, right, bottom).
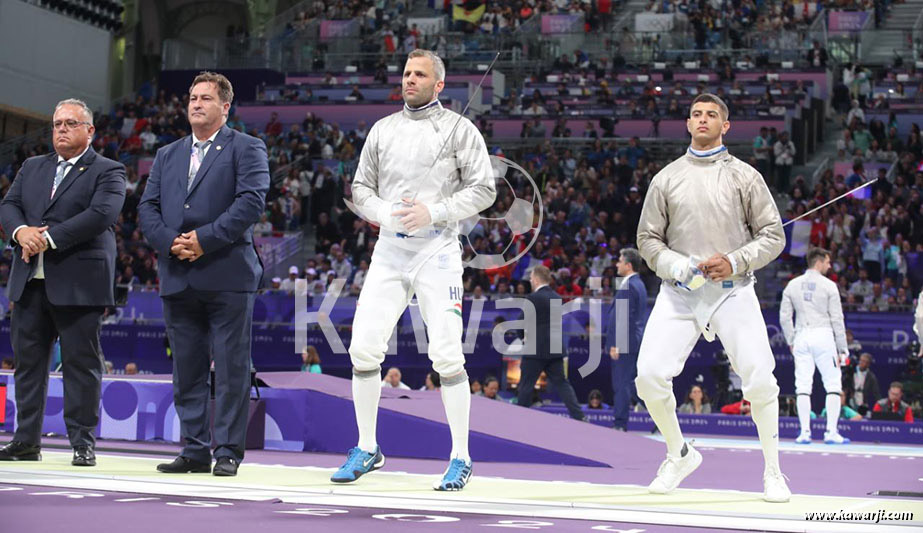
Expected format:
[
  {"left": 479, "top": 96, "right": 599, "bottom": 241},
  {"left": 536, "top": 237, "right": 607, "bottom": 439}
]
[{"left": 52, "top": 120, "right": 91, "bottom": 130}]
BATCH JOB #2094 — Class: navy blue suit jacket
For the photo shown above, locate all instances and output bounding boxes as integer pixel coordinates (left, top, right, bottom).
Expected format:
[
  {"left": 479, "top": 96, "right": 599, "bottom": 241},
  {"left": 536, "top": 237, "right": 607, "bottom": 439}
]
[
  {"left": 604, "top": 274, "right": 648, "bottom": 356},
  {"left": 0, "top": 149, "right": 125, "bottom": 306},
  {"left": 525, "top": 285, "right": 564, "bottom": 360},
  {"left": 138, "top": 125, "right": 269, "bottom": 296}
]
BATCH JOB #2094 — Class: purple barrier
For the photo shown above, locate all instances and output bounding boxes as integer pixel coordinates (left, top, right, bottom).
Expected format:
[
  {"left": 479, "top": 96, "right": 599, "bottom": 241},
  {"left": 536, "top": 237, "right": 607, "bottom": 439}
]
[
  {"left": 487, "top": 118, "right": 784, "bottom": 140},
  {"left": 866, "top": 112, "right": 923, "bottom": 137},
  {"left": 833, "top": 160, "right": 891, "bottom": 178},
  {"left": 0, "top": 299, "right": 915, "bottom": 416},
  {"left": 541, "top": 14, "right": 582, "bottom": 33},
  {"left": 524, "top": 81, "right": 812, "bottom": 97},
  {"left": 0, "top": 371, "right": 660, "bottom": 466},
  {"left": 237, "top": 103, "right": 402, "bottom": 130},
  {"left": 828, "top": 10, "right": 869, "bottom": 34},
  {"left": 286, "top": 74, "right": 496, "bottom": 88},
  {"left": 236, "top": 101, "right": 458, "bottom": 131},
  {"left": 737, "top": 71, "right": 829, "bottom": 99},
  {"left": 261, "top": 86, "right": 470, "bottom": 102},
  {"left": 538, "top": 406, "right": 923, "bottom": 444}
]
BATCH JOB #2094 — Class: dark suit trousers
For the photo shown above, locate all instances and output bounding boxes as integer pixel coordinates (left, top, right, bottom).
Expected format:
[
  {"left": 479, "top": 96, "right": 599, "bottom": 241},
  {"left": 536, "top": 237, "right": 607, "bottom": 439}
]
[
  {"left": 162, "top": 289, "right": 255, "bottom": 463},
  {"left": 611, "top": 351, "right": 639, "bottom": 429},
  {"left": 11, "top": 280, "right": 104, "bottom": 448},
  {"left": 517, "top": 357, "right": 585, "bottom": 420}
]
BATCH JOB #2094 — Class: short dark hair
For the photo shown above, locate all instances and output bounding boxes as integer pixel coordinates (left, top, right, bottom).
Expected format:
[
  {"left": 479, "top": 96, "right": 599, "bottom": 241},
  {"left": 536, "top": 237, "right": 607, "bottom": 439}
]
[
  {"left": 806, "top": 247, "right": 830, "bottom": 268},
  {"left": 483, "top": 376, "right": 499, "bottom": 387},
  {"left": 619, "top": 247, "right": 642, "bottom": 273},
  {"left": 889, "top": 381, "right": 903, "bottom": 391},
  {"left": 691, "top": 93, "right": 729, "bottom": 121},
  {"left": 190, "top": 71, "right": 234, "bottom": 104}
]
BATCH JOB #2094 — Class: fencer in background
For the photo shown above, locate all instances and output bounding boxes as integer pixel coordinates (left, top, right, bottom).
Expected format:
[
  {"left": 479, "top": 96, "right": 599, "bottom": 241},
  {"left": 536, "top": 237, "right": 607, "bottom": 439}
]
[
  {"left": 915, "top": 288, "right": 922, "bottom": 357},
  {"left": 636, "top": 93, "right": 790, "bottom": 502},
  {"left": 780, "top": 247, "right": 851, "bottom": 445},
  {"left": 331, "top": 49, "right": 495, "bottom": 491}
]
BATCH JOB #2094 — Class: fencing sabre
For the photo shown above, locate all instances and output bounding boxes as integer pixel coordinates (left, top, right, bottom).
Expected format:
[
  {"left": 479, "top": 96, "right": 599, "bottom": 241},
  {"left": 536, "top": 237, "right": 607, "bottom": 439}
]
[{"left": 781, "top": 179, "right": 878, "bottom": 227}]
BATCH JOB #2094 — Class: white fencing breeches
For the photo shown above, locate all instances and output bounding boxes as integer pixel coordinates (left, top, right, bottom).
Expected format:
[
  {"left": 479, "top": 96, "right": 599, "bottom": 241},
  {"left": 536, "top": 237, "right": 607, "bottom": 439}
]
[
  {"left": 636, "top": 283, "right": 780, "bottom": 407},
  {"left": 793, "top": 328, "right": 842, "bottom": 395},
  {"left": 349, "top": 236, "right": 466, "bottom": 377}
]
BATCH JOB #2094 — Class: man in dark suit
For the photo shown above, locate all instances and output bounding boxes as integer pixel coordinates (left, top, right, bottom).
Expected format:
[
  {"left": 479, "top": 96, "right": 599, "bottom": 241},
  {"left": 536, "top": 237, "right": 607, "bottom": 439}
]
[
  {"left": 139, "top": 72, "right": 269, "bottom": 477},
  {"left": 0, "top": 98, "right": 126, "bottom": 466},
  {"left": 516, "top": 265, "right": 585, "bottom": 420},
  {"left": 605, "top": 247, "right": 648, "bottom": 431}
]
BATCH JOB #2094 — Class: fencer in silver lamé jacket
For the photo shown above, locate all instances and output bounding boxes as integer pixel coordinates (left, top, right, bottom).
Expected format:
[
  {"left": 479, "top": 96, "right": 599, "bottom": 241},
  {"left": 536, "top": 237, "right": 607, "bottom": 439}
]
[
  {"left": 351, "top": 100, "right": 496, "bottom": 236},
  {"left": 637, "top": 147, "right": 785, "bottom": 282},
  {"left": 637, "top": 148, "right": 785, "bottom": 339},
  {"left": 779, "top": 269, "right": 849, "bottom": 354},
  {"left": 915, "top": 289, "right": 923, "bottom": 341}
]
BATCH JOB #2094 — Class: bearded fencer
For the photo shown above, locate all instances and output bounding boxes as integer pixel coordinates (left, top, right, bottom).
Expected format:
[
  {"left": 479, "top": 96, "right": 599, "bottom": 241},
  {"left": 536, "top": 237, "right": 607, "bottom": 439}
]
[
  {"left": 635, "top": 94, "right": 791, "bottom": 503},
  {"left": 330, "top": 49, "right": 495, "bottom": 491},
  {"left": 780, "top": 248, "right": 851, "bottom": 445}
]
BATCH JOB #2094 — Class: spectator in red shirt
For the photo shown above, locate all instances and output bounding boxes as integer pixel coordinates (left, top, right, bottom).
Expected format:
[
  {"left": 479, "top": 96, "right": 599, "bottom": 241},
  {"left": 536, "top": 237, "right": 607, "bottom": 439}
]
[
  {"left": 873, "top": 382, "right": 914, "bottom": 422},
  {"left": 265, "top": 111, "right": 283, "bottom": 137},
  {"left": 721, "top": 399, "right": 751, "bottom": 415},
  {"left": 555, "top": 268, "right": 583, "bottom": 299}
]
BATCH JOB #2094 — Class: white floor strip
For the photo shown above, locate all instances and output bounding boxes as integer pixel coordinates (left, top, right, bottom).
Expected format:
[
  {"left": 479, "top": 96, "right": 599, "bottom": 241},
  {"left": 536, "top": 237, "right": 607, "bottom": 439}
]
[
  {"left": 1, "top": 454, "right": 920, "bottom": 533},
  {"left": 643, "top": 435, "right": 923, "bottom": 457}
]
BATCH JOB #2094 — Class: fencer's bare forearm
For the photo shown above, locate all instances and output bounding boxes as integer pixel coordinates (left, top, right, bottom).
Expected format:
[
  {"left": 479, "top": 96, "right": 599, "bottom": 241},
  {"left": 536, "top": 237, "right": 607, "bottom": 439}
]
[{"left": 726, "top": 179, "right": 785, "bottom": 274}]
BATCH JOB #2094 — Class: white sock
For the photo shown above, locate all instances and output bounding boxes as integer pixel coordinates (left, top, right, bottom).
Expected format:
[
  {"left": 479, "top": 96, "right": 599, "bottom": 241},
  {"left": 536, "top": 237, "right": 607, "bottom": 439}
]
[
  {"left": 751, "top": 398, "right": 781, "bottom": 473},
  {"left": 796, "top": 395, "right": 812, "bottom": 435},
  {"left": 646, "top": 392, "right": 685, "bottom": 457},
  {"left": 825, "top": 394, "right": 840, "bottom": 435},
  {"left": 352, "top": 373, "right": 382, "bottom": 453},
  {"left": 440, "top": 379, "right": 470, "bottom": 463}
]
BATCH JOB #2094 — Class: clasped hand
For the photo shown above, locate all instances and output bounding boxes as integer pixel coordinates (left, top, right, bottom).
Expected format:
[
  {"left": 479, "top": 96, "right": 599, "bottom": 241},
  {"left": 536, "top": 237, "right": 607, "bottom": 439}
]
[
  {"left": 392, "top": 198, "right": 433, "bottom": 233},
  {"left": 170, "top": 231, "right": 204, "bottom": 261},
  {"left": 697, "top": 254, "right": 733, "bottom": 282},
  {"left": 19, "top": 226, "right": 49, "bottom": 263}
]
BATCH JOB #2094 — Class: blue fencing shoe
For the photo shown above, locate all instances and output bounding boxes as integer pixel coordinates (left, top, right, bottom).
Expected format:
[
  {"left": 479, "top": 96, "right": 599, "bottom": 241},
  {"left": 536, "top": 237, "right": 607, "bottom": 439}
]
[
  {"left": 433, "top": 458, "right": 473, "bottom": 491},
  {"left": 330, "top": 446, "right": 385, "bottom": 483}
]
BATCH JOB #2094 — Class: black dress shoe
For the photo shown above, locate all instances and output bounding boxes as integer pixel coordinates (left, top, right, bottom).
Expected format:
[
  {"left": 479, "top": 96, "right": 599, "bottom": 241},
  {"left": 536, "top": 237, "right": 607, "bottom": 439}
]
[
  {"left": 213, "top": 456, "right": 239, "bottom": 477},
  {"left": 72, "top": 446, "right": 96, "bottom": 466},
  {"left": 156, "top": 456, "right": 211, "bottom": 474},
  {"left": 0, "top": 441, "right": 41, "bottom": 461}
]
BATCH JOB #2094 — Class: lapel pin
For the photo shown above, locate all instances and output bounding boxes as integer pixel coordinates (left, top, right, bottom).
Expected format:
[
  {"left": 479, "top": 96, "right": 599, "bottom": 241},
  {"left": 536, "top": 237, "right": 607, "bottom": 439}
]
[
  {"left": 79, "top": 167, "right": 85, "bottom": 171},
  {"left": 216, "top": 146, "right": 222, "bottom": 150}
]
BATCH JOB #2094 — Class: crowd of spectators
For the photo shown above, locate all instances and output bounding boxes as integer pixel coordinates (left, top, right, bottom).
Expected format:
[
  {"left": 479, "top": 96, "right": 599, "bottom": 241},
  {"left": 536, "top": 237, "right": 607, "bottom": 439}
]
[{"left": 769, "top": 66, "right": 923, "bottom": 312}]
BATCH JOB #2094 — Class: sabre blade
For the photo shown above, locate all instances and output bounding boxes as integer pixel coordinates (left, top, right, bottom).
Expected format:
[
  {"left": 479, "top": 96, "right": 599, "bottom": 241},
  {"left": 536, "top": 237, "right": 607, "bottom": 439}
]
[{"left": 782, "top": 179, "right": 878, "bottom": 228}]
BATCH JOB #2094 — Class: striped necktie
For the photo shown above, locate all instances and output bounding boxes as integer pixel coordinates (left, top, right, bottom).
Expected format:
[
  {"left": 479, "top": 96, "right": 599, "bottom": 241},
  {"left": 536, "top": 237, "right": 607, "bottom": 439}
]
[
  {"left": 51, "top": 160, "right": 72, "bottom": 198},
  {"left": 188, "top": 140, "right": 211, "bottom": 191}
]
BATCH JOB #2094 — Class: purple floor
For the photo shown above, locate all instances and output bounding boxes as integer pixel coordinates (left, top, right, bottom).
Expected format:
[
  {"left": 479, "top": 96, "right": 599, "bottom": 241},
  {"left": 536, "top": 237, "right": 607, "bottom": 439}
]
[
  {"left": 0, "top": 483, "right": 753, "bottom": 533},
  {"left": 32, "top": 435, "right": 923, "bottom": 499}
]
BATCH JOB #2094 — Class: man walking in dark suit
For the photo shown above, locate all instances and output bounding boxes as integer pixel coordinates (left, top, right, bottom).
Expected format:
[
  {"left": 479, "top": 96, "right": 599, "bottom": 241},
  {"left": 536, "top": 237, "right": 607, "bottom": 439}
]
[
  {"left": 516, "top": 265, "right": 585, "bottom": 420},
  {"left": 605, "top": 247, "right": 648, "bottom": 431},
  {"left": 0, "top": 98, "right": 126, "bottom": 466},
  {"left": 139, "top": 72, "right": 269, "bottom": 477}
]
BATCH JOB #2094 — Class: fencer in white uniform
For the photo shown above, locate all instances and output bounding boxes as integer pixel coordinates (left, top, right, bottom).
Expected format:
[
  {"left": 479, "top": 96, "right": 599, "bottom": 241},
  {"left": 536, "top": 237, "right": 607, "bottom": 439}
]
[
  {"left": 330, "top": 49, "right": 495, "bottom": 491},
  {"left": 915, "top": 289, "right": 923, "bottom": 357},
  {"left": 635, "top": 94, "right": 791, "bottom": 503},
  {"left": 780, "top": 248, "right": 850, "bottom": 445}
]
